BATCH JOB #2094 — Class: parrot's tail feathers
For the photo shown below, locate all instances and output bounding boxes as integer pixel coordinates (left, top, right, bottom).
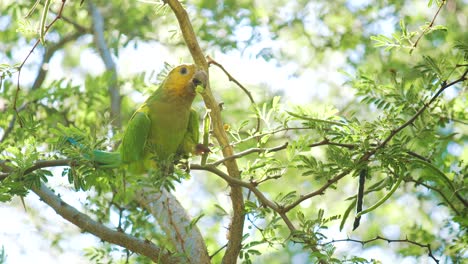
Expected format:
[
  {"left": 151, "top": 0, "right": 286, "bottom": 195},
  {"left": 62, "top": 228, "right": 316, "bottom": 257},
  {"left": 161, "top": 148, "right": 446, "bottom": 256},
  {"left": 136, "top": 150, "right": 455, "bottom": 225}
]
[
  {"left": 66, "top": 137, "right": 84, "bottom": 148},
  {"left": 92, "top": 150, "right": 122, "bottom": 168},
  {"left": 65, "top": 136, "right": 92, "bottom": 160},
  {"left": 65, "top": 137, "right": 121, "bottom": 168}
]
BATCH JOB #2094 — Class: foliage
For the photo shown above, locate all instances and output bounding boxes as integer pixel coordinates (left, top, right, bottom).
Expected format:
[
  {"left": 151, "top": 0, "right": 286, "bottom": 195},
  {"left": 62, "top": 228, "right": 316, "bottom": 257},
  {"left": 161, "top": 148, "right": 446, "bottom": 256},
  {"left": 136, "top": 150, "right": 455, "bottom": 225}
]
[{"left": 0, "top": 0, "right": 467, "bottom": 263}]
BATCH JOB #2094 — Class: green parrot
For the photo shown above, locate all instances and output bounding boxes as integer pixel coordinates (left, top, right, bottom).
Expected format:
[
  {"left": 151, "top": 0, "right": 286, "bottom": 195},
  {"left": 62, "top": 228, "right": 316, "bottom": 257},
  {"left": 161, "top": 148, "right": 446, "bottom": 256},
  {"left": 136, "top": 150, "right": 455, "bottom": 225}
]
[{"left": 68, "top": 64, "right": 208, "bottom": 174}]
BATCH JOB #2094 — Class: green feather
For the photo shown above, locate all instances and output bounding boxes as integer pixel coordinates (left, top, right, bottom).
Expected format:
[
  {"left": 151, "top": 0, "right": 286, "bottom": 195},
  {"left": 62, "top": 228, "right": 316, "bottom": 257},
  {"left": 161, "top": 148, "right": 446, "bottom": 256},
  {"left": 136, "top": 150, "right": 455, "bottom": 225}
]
[{"left": 92, "top": 150, "right": 121, "bottom": 168}]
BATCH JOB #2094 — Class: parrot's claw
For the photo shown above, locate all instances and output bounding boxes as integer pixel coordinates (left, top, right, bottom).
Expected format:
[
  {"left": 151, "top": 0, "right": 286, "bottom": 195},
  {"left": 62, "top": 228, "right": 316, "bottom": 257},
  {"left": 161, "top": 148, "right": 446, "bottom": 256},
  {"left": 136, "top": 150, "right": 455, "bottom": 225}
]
[{"left": 195, "top": 144, "right": 211, "bottom": 155}]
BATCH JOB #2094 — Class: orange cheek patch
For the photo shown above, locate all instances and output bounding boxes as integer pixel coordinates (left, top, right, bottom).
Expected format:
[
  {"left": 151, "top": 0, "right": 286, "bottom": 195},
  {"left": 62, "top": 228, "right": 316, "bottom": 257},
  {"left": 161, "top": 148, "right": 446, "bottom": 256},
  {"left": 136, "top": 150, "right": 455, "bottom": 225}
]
[{"left": 165, "top": 75, "right": 194, "bottom": 98}]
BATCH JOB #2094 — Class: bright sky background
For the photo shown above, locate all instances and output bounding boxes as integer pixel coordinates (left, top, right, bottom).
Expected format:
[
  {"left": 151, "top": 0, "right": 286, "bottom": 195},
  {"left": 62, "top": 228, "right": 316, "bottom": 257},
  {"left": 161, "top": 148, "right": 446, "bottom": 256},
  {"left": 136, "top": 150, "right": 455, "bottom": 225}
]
[{"left": 0, "top": 2, "right": 451, "bottom": 263}]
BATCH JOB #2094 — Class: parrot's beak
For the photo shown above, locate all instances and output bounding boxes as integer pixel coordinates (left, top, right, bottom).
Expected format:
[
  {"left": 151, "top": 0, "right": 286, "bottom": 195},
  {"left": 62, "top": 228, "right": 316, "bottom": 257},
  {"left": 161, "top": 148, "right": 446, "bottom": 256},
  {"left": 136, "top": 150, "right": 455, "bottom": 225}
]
[{"left": 192, "top": 70, "right": 207, "bottom": 90}]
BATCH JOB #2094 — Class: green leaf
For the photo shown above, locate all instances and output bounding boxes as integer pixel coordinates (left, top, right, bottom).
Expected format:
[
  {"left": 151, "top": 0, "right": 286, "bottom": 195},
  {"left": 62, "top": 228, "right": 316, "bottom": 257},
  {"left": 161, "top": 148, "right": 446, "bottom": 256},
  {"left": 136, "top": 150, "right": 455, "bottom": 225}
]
[{"left": 339, "top": 199, "right": 357, "bottom": 231}]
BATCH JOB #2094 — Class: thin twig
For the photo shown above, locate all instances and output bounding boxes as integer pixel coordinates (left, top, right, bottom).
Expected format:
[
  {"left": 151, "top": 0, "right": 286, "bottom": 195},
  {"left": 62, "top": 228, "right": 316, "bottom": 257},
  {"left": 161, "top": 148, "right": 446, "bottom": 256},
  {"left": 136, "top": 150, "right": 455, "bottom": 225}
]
[
  {"left": 411, "top": 0, "right": 446, "bottom": 53},
  {"left": 309, "top": 138, "right": 355, "bottom": 149},
  {"left": 209, "top": 243, "right": 228, "bottom": 259},
  {"left": 323, "top": 235, "right": 439, "bottom": 263},
  {"left": 190, "top": 164, "right": 280, "bottom": 212},
  {"left": 1, "top": 31, "right": 83, "bottom": 143},
  {"left": 13, "top": 0, "right": 67, "bottom": 115},
  {"left": 50, "top": 11, "right": 89, "bottom": 32},
  {"left": 408, "top": 178, "right": 461, "bottom": 215},
  {"left": 32, "top": 31, "right": 84, "bottom": 91},
  {"left": 371, "top": 70, "right": 468, "bottom": 156},
  {"left": 210, "top": 142, "right": 288, "bottom": 166},
  {"left": 209, "top": 138, "right": 358, "bottom": 167},
  {"left": 206, "top": 55, "right": 261, "bottom": 134},
  {"left": 283, "top": 171, "right": 350, "bottom": 212},
  {"left": 232, "top": 127, "right": 314, "bottom": 146}
]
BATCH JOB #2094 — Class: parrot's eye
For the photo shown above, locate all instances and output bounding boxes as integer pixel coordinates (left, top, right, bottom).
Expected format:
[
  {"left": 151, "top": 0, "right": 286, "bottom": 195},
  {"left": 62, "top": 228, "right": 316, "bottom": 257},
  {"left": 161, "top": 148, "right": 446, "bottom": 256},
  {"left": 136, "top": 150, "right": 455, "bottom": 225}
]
[{"left": 179, "top": 67, "right": 188, "bottom": 75}]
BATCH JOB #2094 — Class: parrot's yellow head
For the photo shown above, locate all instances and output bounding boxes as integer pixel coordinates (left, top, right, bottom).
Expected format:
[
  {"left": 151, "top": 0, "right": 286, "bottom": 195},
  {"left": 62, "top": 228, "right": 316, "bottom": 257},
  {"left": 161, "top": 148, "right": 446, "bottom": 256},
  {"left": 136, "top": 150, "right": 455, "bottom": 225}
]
[{"left": 162, "top": 64, "right": 207, "bottom": 100}]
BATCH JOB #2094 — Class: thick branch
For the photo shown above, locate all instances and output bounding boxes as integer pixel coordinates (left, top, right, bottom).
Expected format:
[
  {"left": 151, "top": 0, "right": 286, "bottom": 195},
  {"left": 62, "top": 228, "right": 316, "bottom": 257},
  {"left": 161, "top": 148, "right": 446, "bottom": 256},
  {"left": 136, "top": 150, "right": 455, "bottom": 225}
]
[
  {"left": 31, "top": 183, "right": 181, "bottom": 264},
  {"left": 2, "top": 160, "right": 190, "bottom": 263},
  {"left": 135, "top": 188, "right": 210, "bottom": 264}
]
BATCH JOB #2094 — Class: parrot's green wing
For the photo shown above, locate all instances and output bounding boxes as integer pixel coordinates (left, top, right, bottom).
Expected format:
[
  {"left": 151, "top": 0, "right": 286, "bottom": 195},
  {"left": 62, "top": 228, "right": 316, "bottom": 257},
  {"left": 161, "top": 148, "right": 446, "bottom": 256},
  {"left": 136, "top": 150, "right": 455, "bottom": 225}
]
[
  {"left": 178, "top": 109, "right": 200, "bottom": 156},
  {"left": 121, "top": 110, "right": 151, "bottom": 164}
]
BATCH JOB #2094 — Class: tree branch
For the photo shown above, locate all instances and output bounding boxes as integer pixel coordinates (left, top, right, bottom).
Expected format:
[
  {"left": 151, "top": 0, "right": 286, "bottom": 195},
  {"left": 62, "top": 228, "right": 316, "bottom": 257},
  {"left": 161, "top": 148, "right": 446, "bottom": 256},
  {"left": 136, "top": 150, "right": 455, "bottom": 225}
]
[
  {"left": 164, "top": 1, "right": 245, "bottom": 262},
  {"left": 323, "top": 235, "right": 439, "bottom": 263},
  {"left": 88, "top": 3, "right": 121, "bottom": 129},
  {"left": 210, "top": 142, "right": 288, "bottom": 166},
  {"left": 408, "top": 178, "right": 461, "bottom": 215},
  {"left": 283, "top": 170, "right": 350, "bottom": 212},
  {"left": 0, "top": 159, "right": 72, "bottom": 181},
  {"left": 191, "top": 164, "right": 279, "bottom": 212},
  {"left": 31, "top": 182, "right": 181, "bottom": 264},
  {"left": 135, "top": 188, "right": 210, "bottom": 264}
]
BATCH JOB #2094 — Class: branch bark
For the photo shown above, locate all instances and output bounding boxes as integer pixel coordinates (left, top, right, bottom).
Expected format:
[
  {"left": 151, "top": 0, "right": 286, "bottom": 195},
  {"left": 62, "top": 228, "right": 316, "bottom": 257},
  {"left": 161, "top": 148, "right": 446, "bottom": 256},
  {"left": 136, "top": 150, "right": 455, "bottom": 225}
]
[
  {"left": 165, "top": 1, "right": 245, "bottom": 263},
  {"left": 135, "top": 188, "right": 210, "bottom": 264},
  {"left": 31, "top": 183, "right": 181, "bottom": 264}
]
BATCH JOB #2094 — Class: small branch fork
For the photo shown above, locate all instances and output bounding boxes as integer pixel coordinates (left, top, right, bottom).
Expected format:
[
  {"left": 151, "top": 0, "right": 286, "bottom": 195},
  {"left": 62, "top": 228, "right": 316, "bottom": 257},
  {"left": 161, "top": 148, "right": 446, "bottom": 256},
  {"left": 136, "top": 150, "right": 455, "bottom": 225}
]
[{"left": 322, "top": 236, "right": 439, "bottom": 263}]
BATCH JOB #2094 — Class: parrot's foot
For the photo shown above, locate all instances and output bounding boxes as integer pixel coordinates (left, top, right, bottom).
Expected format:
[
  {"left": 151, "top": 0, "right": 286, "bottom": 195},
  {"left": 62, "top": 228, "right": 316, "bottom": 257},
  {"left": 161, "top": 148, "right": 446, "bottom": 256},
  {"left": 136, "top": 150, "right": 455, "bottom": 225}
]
[{"left": 195, "top": 144, "right": 211, "bottom": 155}]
